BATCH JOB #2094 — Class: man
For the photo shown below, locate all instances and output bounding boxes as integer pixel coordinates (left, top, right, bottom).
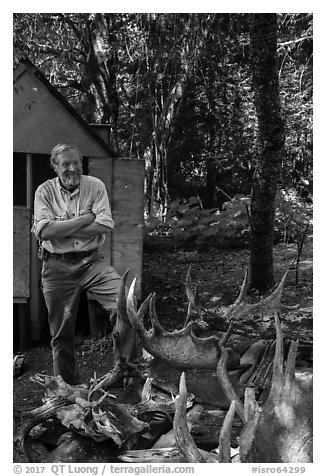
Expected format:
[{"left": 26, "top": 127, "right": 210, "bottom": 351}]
[{"left": 32, "top": 143, "right": 121, "bottom": 385}]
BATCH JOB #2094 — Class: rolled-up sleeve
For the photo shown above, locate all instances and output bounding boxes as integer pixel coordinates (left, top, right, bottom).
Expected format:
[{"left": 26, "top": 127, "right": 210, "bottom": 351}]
[
  {"left": 31, "top": 187, "right": 55, "bottom": 240},
  {"left": 92, "top": 182, "right": 114, "bottom": 229}
]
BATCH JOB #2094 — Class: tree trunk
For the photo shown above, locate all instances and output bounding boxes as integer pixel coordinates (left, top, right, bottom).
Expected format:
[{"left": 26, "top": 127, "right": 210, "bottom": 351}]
[
  {"left": 249, "top": 14, "right": 285, "bottom": 291},
  {"left": 145, "top": 14, "right": 215, "bottom": 217},
  {"left": 153, "top": 79, "right": 187, "bottom": 218}
]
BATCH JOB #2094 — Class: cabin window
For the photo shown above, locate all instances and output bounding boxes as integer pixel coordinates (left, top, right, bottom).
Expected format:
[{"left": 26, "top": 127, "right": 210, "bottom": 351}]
[{"left": 32, "top": 154, "right": 55, "bottom": 197}]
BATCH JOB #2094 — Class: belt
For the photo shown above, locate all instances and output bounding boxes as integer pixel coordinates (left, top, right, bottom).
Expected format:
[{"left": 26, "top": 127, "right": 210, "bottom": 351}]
[{"left": 48, "top": 250, "right": 97, "bottom": 261}]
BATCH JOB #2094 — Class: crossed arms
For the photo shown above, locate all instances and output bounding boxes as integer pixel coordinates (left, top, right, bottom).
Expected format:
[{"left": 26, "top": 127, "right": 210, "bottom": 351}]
[
  {"left": 33, "top": 177, "right": 113, "bottom": 242},
  {"left": 40, "top": 213, "right": 110, "bottom": 240}
]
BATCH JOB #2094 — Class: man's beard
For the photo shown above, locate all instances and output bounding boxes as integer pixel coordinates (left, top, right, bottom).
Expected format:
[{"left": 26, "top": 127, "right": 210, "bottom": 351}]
[{"left": 61, "top": 174, "right": 81, "bottom": 190}]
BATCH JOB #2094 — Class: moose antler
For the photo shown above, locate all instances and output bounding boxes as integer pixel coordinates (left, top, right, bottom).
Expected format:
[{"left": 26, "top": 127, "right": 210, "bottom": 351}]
[
  {"left": 216, "top": 345, "right": 245, "bottom": 423},
  {"left": 123, "top": 268, "right": 288, "bottom": 370},
  {"left": 184, "top": 265, "right": 203, "bottom": 326},
  {"left": 174, "top": 372, "right": 205, "bottom": 462},
  {"left": 185, "top": 266, "right": 289, "bottom": 328},
  {"left": 173, "top": 373, "right": 219, "bottom": 463},
  {"left": 218, "top": 400, "right": 237, "bottom": 462},
  {"left": 112, "top": 269, "right": 145, "bottom": 364},
  {"left": 215, "top": 311, "right": 313, "bottom": 463},
  {"left": 14, "top": 396, "right": 69, "bottom": 461},
  {"left": 126, "top": 278, "right": 240, "bottom": 369},
  {"left": 226, "top": 271, "right": 289, "bottom": 323}
]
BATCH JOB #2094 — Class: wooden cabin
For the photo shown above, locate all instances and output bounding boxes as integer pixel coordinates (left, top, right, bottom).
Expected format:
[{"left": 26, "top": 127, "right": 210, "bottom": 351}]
[{"left": 13, "top": 58, "right": 144, "bottom": 351}]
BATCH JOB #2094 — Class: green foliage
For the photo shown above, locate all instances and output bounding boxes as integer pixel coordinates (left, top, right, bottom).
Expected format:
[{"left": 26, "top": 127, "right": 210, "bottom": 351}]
[
  {"left": 145, "top": 190, "right": 312, "bottom": 250},
  {"left": 277, "top": 14, "right": 313, "bottom": 195},
  {"left": 275, "top": 188, "right": 312, "bottom": 242},
  {"left": 146, "top": 195, "right": 251, "bottom": 249},
  {"left": 13, "top": 13, "right": 313, "bottom": 211}
]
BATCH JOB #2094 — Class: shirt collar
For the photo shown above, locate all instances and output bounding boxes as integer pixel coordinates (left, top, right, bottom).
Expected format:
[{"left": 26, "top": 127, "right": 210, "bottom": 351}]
[{"left": 56, "top": 176, "right": 83, "bottom": 197}]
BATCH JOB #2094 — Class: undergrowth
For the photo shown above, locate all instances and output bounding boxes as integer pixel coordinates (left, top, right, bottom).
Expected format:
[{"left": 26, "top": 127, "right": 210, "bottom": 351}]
[{"left": 145, "top": 189, "right": 312, "bottom": 251}]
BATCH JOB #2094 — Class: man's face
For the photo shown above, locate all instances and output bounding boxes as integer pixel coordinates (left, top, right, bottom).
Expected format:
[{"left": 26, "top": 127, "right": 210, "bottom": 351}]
[{"left": 54, "top": 149, "right": 83, "bottom": 191}]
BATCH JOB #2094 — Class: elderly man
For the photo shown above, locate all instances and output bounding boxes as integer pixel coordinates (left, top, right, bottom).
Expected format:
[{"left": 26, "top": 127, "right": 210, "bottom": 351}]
[{"left": 32, "top": 143, "right": 121, "bottom": 385}]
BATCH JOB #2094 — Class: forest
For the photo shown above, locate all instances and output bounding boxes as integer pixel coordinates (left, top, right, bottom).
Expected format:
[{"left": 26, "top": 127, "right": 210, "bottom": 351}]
[
  {"left": 13, "top": 13, "right": 313, "bottom": 465},
  {"left": 13, "top": 14, "right": 313, "bottom": 287}
]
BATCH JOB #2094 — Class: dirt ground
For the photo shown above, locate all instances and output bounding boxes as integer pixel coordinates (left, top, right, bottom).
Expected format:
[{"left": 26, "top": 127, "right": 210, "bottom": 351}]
[{"left": 13, "top": 239, "right": 313, "bottom": 414}]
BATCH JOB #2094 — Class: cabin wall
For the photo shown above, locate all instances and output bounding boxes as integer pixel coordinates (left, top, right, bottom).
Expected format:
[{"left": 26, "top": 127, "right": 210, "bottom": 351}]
[
  {"left": 13, "top": 207, "right": 31, "bottom": 299},
  {"left": 88, "top": 157, "right": 113, "bottom": 267},
  {"left": 88, "top": 157, "right": 144, "bottom": 295}
]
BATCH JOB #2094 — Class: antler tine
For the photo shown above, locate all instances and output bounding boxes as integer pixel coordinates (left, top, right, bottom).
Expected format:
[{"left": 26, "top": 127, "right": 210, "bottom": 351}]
[
  {"left": 117, "top": 269, "right": 130, "bottom": 324},
  {"left": 184, "top": 301, "right": 193, "bottom": 327},
  {"left": 284, "top": 339, "right": 300, "bottom": 389},
  {"left": 185, "top": 266, "right": 206, "bottom": 325},
  {"left": 185, "top": 265, "right": 196, "bottom": 305},
  {"left": 184, "top": 286, "right": 200, "bottom": 326},
  {"left": 268, "top": 311, "right": 284, "bottom": 401},
  {"left": 217, "top": 346, "right": 245, "bottom": 423},
  {"left": 185, "top": 266, "right": 195, "bottom": 326},
  {"left": 126, "top": 278, "right": 138, "bottom": 315},
  {"left": 136, "top": 294, "right": 152, "bottom": 322},
  {"left": 218, "top": 400, "right": 236, "bottom": 463},
  {"left": 126, "top": 278, "right": 151, "bottom": 333},
  {"left": 238, "top": 402, "right": 261, "bottom": 463},
  {"left": 219, "top": 322, "right": 233, "bottom": 348},
  {"left": 141, "top": 377, "right": 153, "bottom": 404},
  {"left": 232, "top": 269, "right": 249, "bottom": 307},
  {"left": 264, "top": 270, "right": 289, "bottom": 309},
  {"left": 174, "top": 372, "right": 205, "bottom": 463},
  {"left": 149, "top": 293, "right": 165, "bottom": 334}
]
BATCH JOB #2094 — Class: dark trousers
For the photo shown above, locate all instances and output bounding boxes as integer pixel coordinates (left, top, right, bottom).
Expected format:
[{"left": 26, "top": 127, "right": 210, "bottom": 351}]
[{"left": 41, "top": 251, "right": 121, "bottom": 384}]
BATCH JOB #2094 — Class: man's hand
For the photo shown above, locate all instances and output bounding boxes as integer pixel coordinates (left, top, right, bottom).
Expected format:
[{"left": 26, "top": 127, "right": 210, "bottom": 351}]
[
  {"left": 80, "top": 212, "right": 96, "bottom": 225},
  {"left": 72, "top": 222, "right": 111, "bottom": 239}
]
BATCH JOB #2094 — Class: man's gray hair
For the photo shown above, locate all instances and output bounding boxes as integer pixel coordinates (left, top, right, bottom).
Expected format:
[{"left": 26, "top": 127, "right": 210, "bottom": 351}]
[{"left": 50, "top": 143, "right": 82, "bottom": 169}]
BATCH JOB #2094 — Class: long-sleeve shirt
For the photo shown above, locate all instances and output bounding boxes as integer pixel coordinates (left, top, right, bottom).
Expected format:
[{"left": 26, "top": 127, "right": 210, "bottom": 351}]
[{"left": 32, "top": 175, "right": 114, "bottom": 254}]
